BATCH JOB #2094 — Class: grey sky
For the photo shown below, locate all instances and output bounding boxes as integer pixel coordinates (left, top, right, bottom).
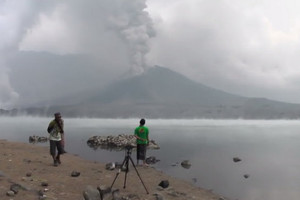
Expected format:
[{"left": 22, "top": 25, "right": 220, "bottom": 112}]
[
  {"left": 146, "top": 0, "right": 300, "bottom": 103},
  {"left": 1, "top": 0, "right": 300, "bottom": 108}
]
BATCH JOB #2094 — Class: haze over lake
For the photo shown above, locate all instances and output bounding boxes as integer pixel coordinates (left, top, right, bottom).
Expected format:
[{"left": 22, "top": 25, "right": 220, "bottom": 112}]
[{"left": 1, "top": 117, "right": 300, "bottom": 200}]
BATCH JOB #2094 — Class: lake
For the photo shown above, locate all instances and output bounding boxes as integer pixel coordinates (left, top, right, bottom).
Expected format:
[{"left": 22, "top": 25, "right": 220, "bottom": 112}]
[{"left": 1, "top": 116, "right": 300, "bottom": 200}]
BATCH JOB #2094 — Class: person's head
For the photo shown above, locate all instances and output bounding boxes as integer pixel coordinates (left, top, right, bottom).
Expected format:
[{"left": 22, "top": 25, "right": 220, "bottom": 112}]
[
  {"left": 140, "top": 118, "right": 145, "bottom": 126},
  {"left": 54, "top": 112, "right": 62, "bottom": 120}
]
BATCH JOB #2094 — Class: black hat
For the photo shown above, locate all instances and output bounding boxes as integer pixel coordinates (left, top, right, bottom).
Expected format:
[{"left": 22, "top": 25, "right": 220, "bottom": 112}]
[
  {"left": 140, "top": 118, "right": 145, "bottom": 125},
  {"left": 54, "top": 112, "right": 61, "bottom": 117}
]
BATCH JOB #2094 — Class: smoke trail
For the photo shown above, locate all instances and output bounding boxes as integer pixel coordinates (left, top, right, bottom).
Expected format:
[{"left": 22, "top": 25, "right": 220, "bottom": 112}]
[
  {"left": 71, "top": 0, "right": 156, "bottom": 75},
  {"left": 110, "top": 0, "right": 156, "bottom": 75},
  {"left": 2, "top": 0, "right": 155, "bottom": 107},
  {"left": 20, "top": 0, "right": 156, "bottom": 75},
  {"left": 0, "top": 61, "right": 19, "bottom": 109},
  {"left": 0, "top": 0, "right": 31, "bottom": 108},
  {"left": 0, "top": 0, "right": 56, "bottom": 108}
]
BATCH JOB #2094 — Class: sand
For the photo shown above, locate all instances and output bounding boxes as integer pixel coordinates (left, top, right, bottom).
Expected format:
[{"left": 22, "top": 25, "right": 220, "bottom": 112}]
[{"left": 0, "top": 139, "right": 225, "bottom": 200}]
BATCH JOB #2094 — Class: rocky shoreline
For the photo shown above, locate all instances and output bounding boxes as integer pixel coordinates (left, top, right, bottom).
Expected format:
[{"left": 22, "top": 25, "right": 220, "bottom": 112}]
[
  {"left": 87, "top": 134, "right": 160, "bottom": 150},
  {"left": 0, "top": 139, "right": 227, "bottom": 200}
]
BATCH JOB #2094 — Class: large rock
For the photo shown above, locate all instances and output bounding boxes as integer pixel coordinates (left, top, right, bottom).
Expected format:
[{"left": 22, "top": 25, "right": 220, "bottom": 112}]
[
  {"left": 0, "top": 170, "right": 6, "bottom": 177},
  {"left": 71, "top": 171, "right": 81, "bottom": 177},
  {"left": 105, "top": 162, "right": 116, "bottom": 171},
  {"left": 29, "top": 135, "right": 48, "bottom": 143},
  {"left": 6, "top": 191, "right": 15, "bottom": 197},
  {"left": 233, "top": 157, "right": 242, "bottom": 163},
  {"left": 145, "top": 156, "right": 160, "bottom": 165},
  {"left": 243, "top": 174, "right": 250, "bottom": 179},
  {"left": 181, "top": 160, "right": 191, "bottom": 169},
  {"left": 97, "top": 185, "right": 112, "bottom": 200},
  {"left": 153, "top": 193, "right": 164, "bottom": 200},
  {"left": 10, "top": 183, "right": 21, "bottom": 194},
  {"left": 84, "top": 185, "right": 145, "bottom": 200},
  {"left": 158, "top": 180, "right": 169, "bottom": 189},
  {"left": 83, "top": 185, "right": 101, "bottom": 200},
  {"left": 87, "top": 134, "right": 160, "bottom": 150}
]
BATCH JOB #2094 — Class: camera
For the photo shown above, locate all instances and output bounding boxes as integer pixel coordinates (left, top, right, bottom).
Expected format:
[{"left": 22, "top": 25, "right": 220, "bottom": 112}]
[{"left": 125, "top": 144, "right": 134, "bottom": 150}]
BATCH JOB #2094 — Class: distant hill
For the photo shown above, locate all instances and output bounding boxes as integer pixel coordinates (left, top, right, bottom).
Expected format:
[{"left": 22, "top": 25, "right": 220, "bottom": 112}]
[{"left": 5, "top": 66, "right": 300, "bottom": 119}]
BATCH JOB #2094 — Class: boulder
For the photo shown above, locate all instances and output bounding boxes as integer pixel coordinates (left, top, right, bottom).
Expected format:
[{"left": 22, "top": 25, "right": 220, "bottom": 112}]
[
  {"left": 158, "top": 180, "right": 169, "bottom": 189},
  {"left": 153, "top": 193, "right": 164, "bottom": 200},
  {"left": 145, "top": 156, "right": 160, "bottom": 165},
  {"left": 105, "top": 162, "right": 115, "bottom": 170},
  {"left": 219, "top": 197, "right": 227, "bottom": 200},
  {"left": 97, "top": 185, "right": 112, "bottom": 200},
  {"left": 38, "top": 190, "right": 44, "bottom": 196},
  {"left": 29, "top": 135, "right": 48, "bottom": 143},
  {"left": 243, "top": 174, "right": 249, "bottom": 179},
  {"left": 39, "top": 195, "right": 47, "bottom": 200},
  {"left": 126, "top": 194, "right": 140, "bottom": 200},
  {"left": 83, "top": 185, "right": 101, "bottom": 200},
  {"left": 71, "top": 171, "right": 81, "bottom": 177},
  {"left": 10, "top": 183, "right": 21, "bottom": 194},
  {"left": 0, "top": 170, "right": 5, "bottom": 177},
  {"left": 112, "top": 189, "right": 121, "bottom": 200},
  {"left": 26, "top": 172, "right": 32, "bottom": 177},
  {"left": 6, "top": 190, "right": 15, "bottom": 197},
  {"left": 233, "top": 157, "right": 242, "bottom": 162},
  {"left": 181, "top": 160, "right": 191, "bottom": 169},
  {"left": 87, "top": 134, "right": 160, "bottom": 150},
  {"left": 41, "top": 182, "right": 48, "bottom": 187}
]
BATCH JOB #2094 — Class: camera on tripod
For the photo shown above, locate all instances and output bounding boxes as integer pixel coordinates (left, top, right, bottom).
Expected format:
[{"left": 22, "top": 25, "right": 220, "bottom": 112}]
[
  {"left": 110, "top": 144, "right": 149, "bottom": 194},
  {"left": 124, "top": 144, "right": 134, "bottom": 151}
]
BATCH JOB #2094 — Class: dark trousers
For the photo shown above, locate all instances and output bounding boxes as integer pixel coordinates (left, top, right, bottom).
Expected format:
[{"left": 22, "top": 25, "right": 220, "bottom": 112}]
[
  {"left": 50, "top": 140, "right": 64, "bottom": 156},
  {"left": 137, "top": 144, "right": 147, "bottom": 160}
]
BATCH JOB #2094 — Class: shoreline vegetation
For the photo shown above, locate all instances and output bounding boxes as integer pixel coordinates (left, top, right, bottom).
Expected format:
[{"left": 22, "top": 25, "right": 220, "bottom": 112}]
[{"left": 0, "top": 139, "right": 226, "bottom": 200}]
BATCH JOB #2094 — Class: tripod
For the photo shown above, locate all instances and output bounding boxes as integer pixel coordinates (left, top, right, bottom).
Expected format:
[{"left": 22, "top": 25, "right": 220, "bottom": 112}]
[{"left": 110, "top": 146, "right": 149, "bottom": 194}]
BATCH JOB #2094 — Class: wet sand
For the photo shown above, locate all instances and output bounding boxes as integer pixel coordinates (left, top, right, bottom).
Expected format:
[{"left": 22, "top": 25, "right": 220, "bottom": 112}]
[{"left": 0, "top": 139, "right": 226, "bottom": 200}]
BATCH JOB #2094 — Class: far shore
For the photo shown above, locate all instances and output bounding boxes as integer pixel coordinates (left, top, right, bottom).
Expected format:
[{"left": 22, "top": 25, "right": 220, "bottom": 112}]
[{"left": 0, "top": 139, "right": 226, "bottom": 200}]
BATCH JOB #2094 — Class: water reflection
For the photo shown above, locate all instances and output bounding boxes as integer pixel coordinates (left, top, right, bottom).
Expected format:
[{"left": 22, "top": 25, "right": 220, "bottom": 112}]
[{"left": 1, "top": 117, "right": 300, "bottom": 200}]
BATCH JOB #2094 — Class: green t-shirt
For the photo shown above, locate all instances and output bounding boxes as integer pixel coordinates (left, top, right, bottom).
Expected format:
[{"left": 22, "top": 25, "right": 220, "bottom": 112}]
[{"left": 134, "top": 126, "right": 149, "bottom": 145}]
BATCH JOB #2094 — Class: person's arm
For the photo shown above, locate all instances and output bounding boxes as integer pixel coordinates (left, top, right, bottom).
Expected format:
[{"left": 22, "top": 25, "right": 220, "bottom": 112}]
[
  {"left": 134, "top": 135, "right": 147, "bottom": 141},
  {"left": 47, "top": 121, "right": 54, "bottom": 133},
  {"left": 60, "top": 119, "right": 64, "bottom": 133},
  {"left": 61, "top": 120, "right": 65, "bottom": 144},
  {"left": 147, "top": 130, "right": 149, "bottom": 145},
  {"left": 134, "top": 129, "right": 147, "bottom": 142},
  {"left": 61, "top": 135, "right": 65, "bottom": 146}
]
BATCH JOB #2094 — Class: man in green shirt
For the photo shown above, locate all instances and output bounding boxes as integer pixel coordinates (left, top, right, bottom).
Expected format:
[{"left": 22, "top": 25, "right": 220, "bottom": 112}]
[{"left": 134, "top": 118, "right": 149, "bottom": 166}]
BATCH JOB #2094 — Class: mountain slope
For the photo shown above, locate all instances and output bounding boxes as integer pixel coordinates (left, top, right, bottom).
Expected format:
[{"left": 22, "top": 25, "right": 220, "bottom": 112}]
[
  {"left": 89, "top": 66, "right": 247, "bottom": 106},
  {"left": 8, "top": 66, "right": 300, "bottom": 119}
]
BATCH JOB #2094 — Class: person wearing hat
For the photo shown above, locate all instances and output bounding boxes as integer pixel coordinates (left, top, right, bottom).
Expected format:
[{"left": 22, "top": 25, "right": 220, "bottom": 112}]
[
  {"left": 134, "top": 118, "right": 149, "bottom": 166},
  {"left": 47, "top": 112, "right": 65, "bottom": 166}
]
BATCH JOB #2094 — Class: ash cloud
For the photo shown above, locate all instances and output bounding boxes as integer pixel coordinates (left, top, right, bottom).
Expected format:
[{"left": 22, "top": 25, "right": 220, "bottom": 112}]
[
  {"left": 107, "top": 1, "right": 156, "bottom": 75},
  {"left": 0, "top": 0, "right": 55, "bottom": 108},
  {"left": 20, "top": 0, "right": 155, "bottom": 73},
  {"left": 2, "top": 0, "right": 155, "bottom": 107},
  {"left": 3, "top": 0, "right": 300, "bottom": 108}
]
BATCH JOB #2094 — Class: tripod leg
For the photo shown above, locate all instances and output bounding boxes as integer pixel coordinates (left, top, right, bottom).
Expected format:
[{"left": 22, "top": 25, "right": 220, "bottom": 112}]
[
  {"left": 110, "top": 169, "right": 120, "bottom": 189},
  {"left": 129, "top": 156, "right": 149, "bottom": 194},
  {"left": 123, "top": 156, "right": 129, "bottom": 188},
  {"left": 111, "top": 156, "right": 127, "bottom": 189}
]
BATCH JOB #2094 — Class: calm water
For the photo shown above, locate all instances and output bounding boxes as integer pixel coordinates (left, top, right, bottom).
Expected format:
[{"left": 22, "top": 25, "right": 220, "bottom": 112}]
[{"left": 1, "top": 117, "right": 300, "bottom": 200}]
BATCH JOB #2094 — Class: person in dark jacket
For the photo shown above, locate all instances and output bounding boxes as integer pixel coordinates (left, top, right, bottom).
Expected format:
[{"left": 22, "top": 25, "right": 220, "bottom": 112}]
[{"left": 47, "top": 112, "right": 65, "bottom": 166}]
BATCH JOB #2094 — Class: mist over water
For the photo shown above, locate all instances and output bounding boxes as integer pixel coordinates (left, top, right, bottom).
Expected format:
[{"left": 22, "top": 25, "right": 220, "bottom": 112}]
[{"left": 1, "top": 116, "right": 300, "bottom": 200}]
